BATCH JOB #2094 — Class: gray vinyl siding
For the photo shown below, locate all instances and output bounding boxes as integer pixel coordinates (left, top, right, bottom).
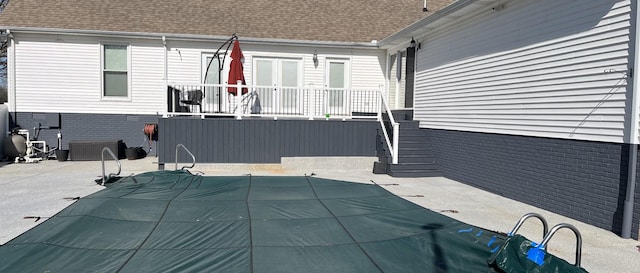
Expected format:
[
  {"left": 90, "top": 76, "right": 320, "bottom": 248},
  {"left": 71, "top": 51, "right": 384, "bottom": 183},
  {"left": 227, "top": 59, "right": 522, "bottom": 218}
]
[
  {"left": 414, "top": 0, "right": 632, "bottom": 143},
  {"left": 158, "top": 118, "right": 378, "bottom": 164},
  {"left": 9, "top": 112, "right": 379, "bottom": 164}
]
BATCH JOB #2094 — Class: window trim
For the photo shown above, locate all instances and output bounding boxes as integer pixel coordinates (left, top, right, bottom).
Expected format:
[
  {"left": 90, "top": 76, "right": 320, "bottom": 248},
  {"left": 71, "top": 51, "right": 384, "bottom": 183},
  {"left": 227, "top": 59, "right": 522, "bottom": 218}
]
[{"left": 100, "top": 42, "right": 132, "bottom": 101}]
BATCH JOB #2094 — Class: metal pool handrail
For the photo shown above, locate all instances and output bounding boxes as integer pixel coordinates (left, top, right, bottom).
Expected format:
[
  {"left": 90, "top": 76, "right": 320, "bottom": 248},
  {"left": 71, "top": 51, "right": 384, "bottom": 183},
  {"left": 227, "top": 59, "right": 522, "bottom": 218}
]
[
  {"left": 175, "top": 144, "right": 196, "bottom": 170},
  {"left": 101, "top": 147, "right": 121, "bottom": 186},
  {"left": 508, "top": 212, "right": 549, "bottom": 239},
  {"left": 537, "top": 223, "right": 583, "bottom": 267}
]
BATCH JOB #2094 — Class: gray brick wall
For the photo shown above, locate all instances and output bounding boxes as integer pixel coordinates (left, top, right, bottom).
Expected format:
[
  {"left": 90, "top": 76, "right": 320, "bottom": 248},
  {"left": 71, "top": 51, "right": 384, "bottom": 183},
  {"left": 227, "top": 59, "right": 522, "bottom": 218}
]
[
  {"left": 11, "top": 112, "right": 159, "bottom": 151},
  {"left": 426, "top": 128, "right": 640, "bottom": 239}
]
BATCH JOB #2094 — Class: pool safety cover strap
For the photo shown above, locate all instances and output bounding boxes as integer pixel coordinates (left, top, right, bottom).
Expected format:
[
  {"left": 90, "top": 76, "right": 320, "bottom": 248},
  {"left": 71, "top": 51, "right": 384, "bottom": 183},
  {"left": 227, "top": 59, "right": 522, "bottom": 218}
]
[{"left": 0, "top": 171, "right": 584, "bottom": 272}]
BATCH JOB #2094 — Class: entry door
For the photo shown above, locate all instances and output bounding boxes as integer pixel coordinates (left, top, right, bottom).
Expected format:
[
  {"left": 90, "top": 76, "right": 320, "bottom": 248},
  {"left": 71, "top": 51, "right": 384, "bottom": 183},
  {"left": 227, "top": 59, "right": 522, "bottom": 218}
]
[
  {"left": 325, "top": 59, "right": 349, "bottom": 115},
  {"left": 202, "top": 54, "right": 226, "bottom": 112},
  {"left": 254, "top": 58, "right": 302, "bottom": 114}
]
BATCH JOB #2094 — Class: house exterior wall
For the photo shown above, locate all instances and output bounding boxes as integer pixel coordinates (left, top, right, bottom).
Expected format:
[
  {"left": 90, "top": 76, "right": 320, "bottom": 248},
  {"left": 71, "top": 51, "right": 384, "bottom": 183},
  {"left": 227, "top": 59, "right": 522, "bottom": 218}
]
[
  {"left": 11, "top": 112, "right": 158, "bottom": 152},
  {"left": 7, "top": 33, "right": 386, "bottom": 161},
  {"left": 410, "top": 0, "right": 639, "bottom": 238},
  {"left": 11, "top": 34, "right": 387, "bottom": 116},
  {"left": 166, "top": 41, "right": 386, "bottom": 90},
  {"left": 8, "top": 112, "right": 379, "bottom": 166},
  {"left": 13, "top": 33, "right": 166, "bottom": 115},
  {"left": 415, "top": 0, "right": 632, "bottom": 144},
  {"left": 426, "top": 128, "right": 640, "bottom": 239},
  {"left": 387, "top": 52, "right": 408, "bottom": 109}
]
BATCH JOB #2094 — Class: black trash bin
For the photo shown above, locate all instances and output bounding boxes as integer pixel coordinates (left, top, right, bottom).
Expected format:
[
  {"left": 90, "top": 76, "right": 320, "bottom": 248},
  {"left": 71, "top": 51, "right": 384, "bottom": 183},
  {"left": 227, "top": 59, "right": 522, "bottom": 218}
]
[
  {"left": 125, "top": 147, "right": 138, "bottom": 160},
  {"left": 126, "top": 147, "right": 146, "bottom": 160},
  {"left": 55, "top": 150, "right": 69, "bottom": 162}
]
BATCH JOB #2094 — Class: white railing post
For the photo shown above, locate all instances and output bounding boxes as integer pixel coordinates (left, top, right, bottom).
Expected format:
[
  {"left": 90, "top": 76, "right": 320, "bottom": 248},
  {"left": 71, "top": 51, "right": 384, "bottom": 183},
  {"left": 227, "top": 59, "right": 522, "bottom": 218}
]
[
  {"left": 392, "top": 122, "right": 399, "bottom": 164},
  {"left": 308, "top": 84, "right": 315, "bottom": 120},
  {"left": 170, "top": 84, "right": 176, "bottom": 114},
  {"left": 235, "top": 80, "right": 243, "bottom": 120}
]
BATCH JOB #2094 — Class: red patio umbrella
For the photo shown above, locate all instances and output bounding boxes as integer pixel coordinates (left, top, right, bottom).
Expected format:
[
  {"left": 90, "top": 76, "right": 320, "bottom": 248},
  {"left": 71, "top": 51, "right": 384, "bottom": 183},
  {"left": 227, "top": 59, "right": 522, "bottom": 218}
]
[{"left": 227, "top": 39, "right": 248, "bottom": 96}]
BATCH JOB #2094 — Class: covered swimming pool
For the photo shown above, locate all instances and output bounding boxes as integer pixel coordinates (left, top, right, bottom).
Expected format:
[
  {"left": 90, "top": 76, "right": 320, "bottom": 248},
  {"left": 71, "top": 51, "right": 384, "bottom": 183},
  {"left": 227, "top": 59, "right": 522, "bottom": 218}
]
[{"left": 0, "top": 170, "right": 587, "bottom": 272}]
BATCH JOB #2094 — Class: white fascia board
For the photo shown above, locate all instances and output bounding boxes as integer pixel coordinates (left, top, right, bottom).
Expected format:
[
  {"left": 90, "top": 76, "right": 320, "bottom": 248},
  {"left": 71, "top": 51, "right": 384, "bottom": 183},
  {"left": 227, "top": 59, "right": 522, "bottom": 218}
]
[{"left": 0, "top": 26, "right": 379, "bottom": 49}]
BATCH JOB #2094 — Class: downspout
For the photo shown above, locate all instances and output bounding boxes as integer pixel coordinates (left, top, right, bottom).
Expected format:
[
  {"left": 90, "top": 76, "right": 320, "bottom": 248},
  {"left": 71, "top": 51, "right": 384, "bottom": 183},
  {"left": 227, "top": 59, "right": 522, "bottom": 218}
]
[
  {"left": 162, "top": 36, "right": 168, "bottom": 117},
  {"left": 622, "top": 0, "right": 640, "bottom": 239},
  {"left": 395, "top": 51, "right": 401, "bottom": 109},
  {"left": 385, "top": 53, "right": 391, "bottom": 105},
  {"left": 7, "top": 30, "right": 15, "bottom": 114}
]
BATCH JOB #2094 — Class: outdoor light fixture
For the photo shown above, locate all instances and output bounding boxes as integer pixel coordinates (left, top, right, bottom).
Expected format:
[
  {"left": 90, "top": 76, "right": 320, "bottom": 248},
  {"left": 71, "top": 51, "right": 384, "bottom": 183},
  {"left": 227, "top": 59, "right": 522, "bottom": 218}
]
[
  {"left": 313, "top": 51, "right": 318, "bottom": 68},
  {"left": 410, "top": 38, "right": 417, "bottom": 49},
  {"left": 0, "top": 31, "right": 8, "bottom": 43}
]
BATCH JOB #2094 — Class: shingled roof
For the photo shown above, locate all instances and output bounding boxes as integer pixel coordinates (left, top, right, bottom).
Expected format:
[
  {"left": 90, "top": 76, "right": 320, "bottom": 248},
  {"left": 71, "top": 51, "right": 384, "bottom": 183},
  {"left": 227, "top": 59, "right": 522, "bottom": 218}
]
[{"left": 0, "top": 0, "right": 455, "bottom": 43}]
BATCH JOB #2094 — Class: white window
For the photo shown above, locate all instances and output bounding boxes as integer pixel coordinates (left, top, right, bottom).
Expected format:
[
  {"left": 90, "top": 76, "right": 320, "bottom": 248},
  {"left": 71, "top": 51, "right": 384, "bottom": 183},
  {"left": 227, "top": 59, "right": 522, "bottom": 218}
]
[{"left": 102, "top": 44, "right": 130, "bottom": 98}]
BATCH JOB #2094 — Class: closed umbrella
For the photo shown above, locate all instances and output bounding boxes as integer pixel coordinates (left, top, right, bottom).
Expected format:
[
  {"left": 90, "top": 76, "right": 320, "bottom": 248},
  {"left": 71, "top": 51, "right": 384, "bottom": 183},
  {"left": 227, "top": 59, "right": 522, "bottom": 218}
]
[{"left": 228, "top": 39, "right": 248, "bottom": 96}]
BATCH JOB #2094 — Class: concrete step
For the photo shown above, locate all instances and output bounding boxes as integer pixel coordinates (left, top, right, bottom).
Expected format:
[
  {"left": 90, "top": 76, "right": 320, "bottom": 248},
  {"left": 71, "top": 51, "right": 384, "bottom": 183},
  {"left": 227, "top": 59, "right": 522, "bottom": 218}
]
[
  {"left": 388, "top": 162, "right": 439, "bottom": 171},
  {"left": 387, "top": 169, "right": 442, "bottom": 177},
  {"left": 387, "top": 162, "right": 441, "bottom": 177}
]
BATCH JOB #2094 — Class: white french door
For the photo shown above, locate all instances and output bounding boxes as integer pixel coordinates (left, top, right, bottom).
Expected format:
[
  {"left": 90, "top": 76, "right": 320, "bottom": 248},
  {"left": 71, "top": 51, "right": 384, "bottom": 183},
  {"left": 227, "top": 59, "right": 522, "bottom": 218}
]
[{"left": 254, "top": 58, "right": 302, "bottom": 114}]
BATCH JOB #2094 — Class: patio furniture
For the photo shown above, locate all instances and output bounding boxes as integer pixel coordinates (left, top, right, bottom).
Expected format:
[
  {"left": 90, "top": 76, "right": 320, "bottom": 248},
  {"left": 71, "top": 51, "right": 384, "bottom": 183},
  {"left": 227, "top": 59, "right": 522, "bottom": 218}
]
[{"left": 180, "top": 89, "right": 203, "bottom": 113}]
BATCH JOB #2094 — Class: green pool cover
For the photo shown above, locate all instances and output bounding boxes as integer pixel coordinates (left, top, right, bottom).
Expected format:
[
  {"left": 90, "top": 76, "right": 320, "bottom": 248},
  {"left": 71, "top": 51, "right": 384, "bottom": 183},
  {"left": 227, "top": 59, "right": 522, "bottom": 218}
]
[{"left": 0, "top": 171, "right": 588, "bottom": 272}]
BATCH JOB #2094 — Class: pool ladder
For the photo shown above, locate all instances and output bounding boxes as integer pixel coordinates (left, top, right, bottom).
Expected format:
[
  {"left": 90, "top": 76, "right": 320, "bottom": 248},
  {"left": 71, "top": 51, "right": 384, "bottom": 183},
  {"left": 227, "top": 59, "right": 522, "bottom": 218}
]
[
  {"left": 175, "top": 144, "right": 196, "bottom": 171},
  {"left": 507, "top": 213, "right": 583, "bottom": 267},
  {"left": 99, "top": 147, "right": 121, "bottom": 186}
]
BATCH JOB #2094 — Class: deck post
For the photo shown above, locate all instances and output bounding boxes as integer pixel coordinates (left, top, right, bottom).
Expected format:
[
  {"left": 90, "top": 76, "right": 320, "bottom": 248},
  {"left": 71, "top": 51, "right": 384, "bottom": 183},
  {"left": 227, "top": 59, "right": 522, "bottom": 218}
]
[{"left": 236, "top": 80, "right": 243, "bottom": 120}]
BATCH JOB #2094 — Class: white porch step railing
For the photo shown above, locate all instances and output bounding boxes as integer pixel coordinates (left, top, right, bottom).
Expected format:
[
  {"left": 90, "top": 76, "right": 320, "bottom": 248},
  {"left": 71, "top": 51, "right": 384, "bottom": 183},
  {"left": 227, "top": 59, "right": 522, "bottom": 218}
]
[
  {"left": 377, "top": 88, "right": 399, "bottom": 165},
  {"left": 164, "top": 82, "right": 399, "bottom": 164}
]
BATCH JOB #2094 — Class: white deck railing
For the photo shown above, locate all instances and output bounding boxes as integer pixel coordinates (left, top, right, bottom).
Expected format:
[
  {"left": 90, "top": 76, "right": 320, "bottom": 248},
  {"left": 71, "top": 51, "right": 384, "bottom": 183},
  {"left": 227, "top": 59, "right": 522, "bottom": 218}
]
[
  {"left": 166, "top": 82, "right": 381, "bottom": 120},
  {"left": 164, "top": 82, "right": 399, "bottom": 164}
]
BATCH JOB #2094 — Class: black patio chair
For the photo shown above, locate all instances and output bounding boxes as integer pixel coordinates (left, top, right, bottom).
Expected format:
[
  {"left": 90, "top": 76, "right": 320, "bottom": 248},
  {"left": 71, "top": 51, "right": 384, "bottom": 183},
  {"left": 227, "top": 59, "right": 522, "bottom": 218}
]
[
  {"left": 167, "top": 86, "right": 189, "bottom": 113},
  {"left": 180, "top": 89, "right": 203, "bottom": 113}
]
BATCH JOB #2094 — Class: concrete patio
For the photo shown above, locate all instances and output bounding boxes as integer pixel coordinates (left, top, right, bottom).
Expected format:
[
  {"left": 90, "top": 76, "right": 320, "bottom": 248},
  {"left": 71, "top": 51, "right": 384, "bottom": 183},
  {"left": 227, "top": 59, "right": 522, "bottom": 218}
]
[{"left": 0, "top": 157, "right": 638, "bottom": 273}]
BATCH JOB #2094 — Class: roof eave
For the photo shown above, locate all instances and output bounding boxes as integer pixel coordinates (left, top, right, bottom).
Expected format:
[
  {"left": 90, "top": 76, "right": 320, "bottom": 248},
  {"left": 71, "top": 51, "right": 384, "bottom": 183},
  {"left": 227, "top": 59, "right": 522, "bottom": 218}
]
[
  {"left": 378, "top": 0, "right": 481, "bottom": 50},
  {"left": 0, "top": 26, "right": 380, "bottom": 49}
]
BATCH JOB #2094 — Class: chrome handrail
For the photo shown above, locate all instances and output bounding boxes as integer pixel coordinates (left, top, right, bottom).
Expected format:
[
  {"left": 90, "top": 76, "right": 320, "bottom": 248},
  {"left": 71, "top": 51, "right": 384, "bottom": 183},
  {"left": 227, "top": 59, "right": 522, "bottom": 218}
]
[
  {"left": 537, "top": 223, "right": 583, "bottom": 267},
  {"left": 100, "top": 147, "right": 121, "bottom": 186},
  {"left": 508, "top": 212, "right": 549, "bottom": 239},
  {"left": 175, "top": 144, "right": 196, "bottom": 170}
]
